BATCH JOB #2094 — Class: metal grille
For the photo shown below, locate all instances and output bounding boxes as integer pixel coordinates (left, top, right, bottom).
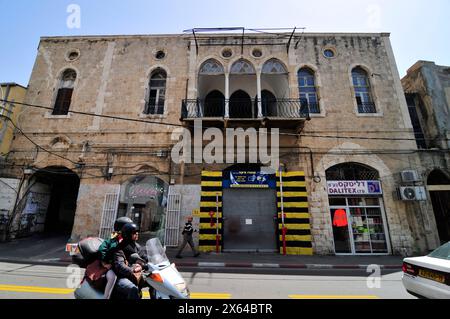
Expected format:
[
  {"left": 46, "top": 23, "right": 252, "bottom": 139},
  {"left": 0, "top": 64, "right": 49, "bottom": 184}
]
[
  {"left": 164, "top": 189, "right": 181, "bottom": 247},
  {"left": 99, "top": 188, "right": 120, "bottom": 239},
  {"left": 326, "top": 163, "right": 379, "bottom": 181}
]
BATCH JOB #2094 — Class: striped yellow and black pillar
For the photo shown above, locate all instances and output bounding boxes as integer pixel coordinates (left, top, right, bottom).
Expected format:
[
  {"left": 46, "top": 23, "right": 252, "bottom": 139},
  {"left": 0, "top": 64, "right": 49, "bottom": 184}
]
[
  {"left": 199, "top": 171, "right": 223, "bottom": 253},
  {"left": 276, "top": 171, "right": 313, "bottom": 255}
]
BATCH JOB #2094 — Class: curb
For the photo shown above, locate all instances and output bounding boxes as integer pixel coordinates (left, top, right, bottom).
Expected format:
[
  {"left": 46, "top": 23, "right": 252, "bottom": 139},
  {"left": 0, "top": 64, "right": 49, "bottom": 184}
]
[
  {"left": 0, "top": 257, "right": 72, "bottom": 267},
  {"left": 0, "top": 257, "right": 403, "bottom": 270},
  {"left": 176, "top": 262, "right": 403, "bottom": 270}
]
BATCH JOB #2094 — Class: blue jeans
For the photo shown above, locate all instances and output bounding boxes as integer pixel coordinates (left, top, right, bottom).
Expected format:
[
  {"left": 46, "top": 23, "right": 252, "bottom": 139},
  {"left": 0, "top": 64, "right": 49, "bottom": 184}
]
[{"left": 115, "top": 278, "right": 140, "bottom": 300}]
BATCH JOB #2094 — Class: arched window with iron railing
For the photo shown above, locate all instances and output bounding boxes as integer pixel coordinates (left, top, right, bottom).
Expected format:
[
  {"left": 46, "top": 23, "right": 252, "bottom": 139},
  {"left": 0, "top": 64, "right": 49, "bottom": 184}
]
[
  {"left": 297, "top": 67, "right": 320, "bottom": 114},
  {"left": 145, "top": 69, "right": 167, "bottom": 115},
  {"left": 352, "top": 67, "right": 376, "bottom": 114},
  {"left": 53, "top": 69, "right": 77, "bottom": 115}
]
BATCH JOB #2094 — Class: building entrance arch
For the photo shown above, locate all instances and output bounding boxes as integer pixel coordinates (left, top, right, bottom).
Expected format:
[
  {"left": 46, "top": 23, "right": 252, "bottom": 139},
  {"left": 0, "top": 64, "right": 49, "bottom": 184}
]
[{"left": 427, "top": 169, "right": 450, "bottom": 243}]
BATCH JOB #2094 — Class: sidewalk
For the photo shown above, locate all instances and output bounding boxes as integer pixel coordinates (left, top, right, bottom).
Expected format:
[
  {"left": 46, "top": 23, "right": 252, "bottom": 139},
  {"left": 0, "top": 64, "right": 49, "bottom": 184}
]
[
  {"left": 165, "top": 248, "right": 404, "bottom": 270},
  {"left": 0, "top": 235, "right": 404, "bottom": 270}
]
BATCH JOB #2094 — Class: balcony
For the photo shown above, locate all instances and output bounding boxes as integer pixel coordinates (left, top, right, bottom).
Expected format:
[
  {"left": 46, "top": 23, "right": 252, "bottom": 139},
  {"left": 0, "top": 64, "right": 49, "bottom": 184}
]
[
  {"left": 357, "top": 102, "right": 377, "bottom": 114},
  {"left": 181, "top": 98, "right": 311, "bottom": 130}
]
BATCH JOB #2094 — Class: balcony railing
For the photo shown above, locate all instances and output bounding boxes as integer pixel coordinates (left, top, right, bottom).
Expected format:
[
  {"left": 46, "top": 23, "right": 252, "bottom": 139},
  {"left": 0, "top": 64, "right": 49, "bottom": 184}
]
[
  {"left": 181, "top": 98, "right": 311, "bottom": 120},
  {"left": 357, "top": 102, "right": 377, "bottom": 114}
]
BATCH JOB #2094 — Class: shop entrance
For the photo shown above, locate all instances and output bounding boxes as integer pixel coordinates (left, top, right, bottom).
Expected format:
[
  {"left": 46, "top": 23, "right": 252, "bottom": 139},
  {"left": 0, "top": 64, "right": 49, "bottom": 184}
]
[
  {"left": 326, "top": 163, "right": 390, "bottom": 255},
  {"left": 427, "top": 170, "right": 450, "bottom": 244},
  {"left": 223, "top": 188, "right": 277, "bottom": 252},
  {"left": 330, "top": 198, "right": 389, "bottom": 254}
]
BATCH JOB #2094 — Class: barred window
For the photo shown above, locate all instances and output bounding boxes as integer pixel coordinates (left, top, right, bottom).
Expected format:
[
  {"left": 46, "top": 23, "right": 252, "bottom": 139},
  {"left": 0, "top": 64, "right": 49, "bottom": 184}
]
[
  {"left": 326, "top": 163, "right": 380, "bottom": 181},
  {"left": 145, "top": 69, "right": 167, "bottom": 115},
  {"left": 52, "top": 69, "right": 76, "bottom": 115}
]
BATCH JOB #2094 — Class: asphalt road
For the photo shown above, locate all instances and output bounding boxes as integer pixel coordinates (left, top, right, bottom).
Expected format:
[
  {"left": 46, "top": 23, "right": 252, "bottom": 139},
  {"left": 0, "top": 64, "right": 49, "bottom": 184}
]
[{"left": 0, "top": 262, "right": 415, "bottom": 299}]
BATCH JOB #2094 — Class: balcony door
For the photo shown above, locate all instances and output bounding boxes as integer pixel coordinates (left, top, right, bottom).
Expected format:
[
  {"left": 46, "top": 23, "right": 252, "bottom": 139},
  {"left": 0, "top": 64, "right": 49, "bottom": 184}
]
[
  {"left": 204, "top": 90, "right": 225, "bottom": 117},
  {"left": 230, "top": 90, "right": 253, "bottom": 118}
]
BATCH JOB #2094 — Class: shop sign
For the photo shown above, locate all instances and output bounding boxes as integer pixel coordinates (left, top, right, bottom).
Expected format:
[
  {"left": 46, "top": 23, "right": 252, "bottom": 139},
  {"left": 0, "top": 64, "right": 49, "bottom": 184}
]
[
  {"left": 327, "top": 180, "right": 382, "bottom": 195},
  {"left": 229, "top": 171, "right": 271, "bottom": 188},
  {"left": 128, "top": 185, "right": 160, "bottom": 199}
]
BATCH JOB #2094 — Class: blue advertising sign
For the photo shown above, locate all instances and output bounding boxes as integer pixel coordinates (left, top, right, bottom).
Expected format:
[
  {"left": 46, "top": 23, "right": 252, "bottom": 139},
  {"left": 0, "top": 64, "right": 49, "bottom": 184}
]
[{"left": 224, "top": 171, "right": 275, "bottom": 189}]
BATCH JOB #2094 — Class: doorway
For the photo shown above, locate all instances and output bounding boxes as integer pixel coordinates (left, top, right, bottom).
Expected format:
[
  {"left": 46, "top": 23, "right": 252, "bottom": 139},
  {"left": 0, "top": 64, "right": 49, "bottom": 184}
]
[
  {"left": 428, "top": 170, "right": 450, "bottom": 244},
  {"left": 223, "top": 188, "right": 277, "bottom": 252}
]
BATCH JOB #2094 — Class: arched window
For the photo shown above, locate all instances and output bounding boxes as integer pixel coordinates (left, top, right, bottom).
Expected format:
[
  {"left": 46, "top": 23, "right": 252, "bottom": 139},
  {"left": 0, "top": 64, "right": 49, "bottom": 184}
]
[
  {"left": 298, "top": 68, "right": 319, "bottom": 114},
  {"left": 352, "top": 67, "right": 376, "bottom": 113},
  {"left": 199, "top": 59, "right": 224, "bottom": 75},
  {"left": 52, "top": 69, "right": 76, "bottom": 115},
  {"left": 326, "top": 163, "right": 379, "bottom": 181},
  {"left": 262, "top": 59, "right": 287, "bottom": 74},
  {"left": 230, "top": 59, "right": 256, "bottom": 74},
  {"left": 145, "top": 69, "right": 167, "bottom": 115}
]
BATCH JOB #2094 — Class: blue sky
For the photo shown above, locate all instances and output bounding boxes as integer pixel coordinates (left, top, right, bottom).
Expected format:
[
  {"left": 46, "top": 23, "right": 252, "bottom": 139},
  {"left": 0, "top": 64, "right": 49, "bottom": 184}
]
[{"left": 1, "top": 0, "right": 449, "bottom": 86}]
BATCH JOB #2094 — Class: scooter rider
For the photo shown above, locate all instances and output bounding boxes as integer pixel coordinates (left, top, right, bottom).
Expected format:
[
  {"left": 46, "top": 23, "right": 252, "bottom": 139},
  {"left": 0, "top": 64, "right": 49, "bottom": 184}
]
[{"left": 112, "top": 223, "right": 147, "bottom": 299}]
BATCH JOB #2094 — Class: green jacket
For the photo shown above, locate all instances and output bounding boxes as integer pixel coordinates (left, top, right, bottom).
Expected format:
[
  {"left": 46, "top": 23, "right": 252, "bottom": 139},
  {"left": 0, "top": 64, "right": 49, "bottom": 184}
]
[{"left": 98, "top": 233, "right": 121, "bottom": 263}]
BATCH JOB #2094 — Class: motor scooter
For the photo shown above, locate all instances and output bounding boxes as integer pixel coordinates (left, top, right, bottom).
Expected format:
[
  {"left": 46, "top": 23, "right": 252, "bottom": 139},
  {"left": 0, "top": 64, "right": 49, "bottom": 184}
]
[{"left": 71, "top": 237, "right": 189, "bottom": 299}]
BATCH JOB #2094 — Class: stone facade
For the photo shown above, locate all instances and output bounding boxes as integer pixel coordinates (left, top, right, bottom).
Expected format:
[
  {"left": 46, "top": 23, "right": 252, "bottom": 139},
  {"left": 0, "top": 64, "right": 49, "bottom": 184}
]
[
  {"left": 401, "top": 61, "right": 450, "bottom": 248},
  {"left": 0, "top": 31, "right": 437, "bottom": 256}
]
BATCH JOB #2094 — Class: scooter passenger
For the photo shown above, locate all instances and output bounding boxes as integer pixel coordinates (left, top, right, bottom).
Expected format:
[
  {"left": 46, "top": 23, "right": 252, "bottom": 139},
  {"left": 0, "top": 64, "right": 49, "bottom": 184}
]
[{"left": 112, "top": 223, "right": 148, "bottom": 300}]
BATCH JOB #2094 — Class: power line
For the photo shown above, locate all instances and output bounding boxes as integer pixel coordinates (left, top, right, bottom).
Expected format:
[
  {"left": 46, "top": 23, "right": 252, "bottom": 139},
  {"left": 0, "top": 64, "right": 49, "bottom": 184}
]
[
  {"left": 2, "top": 98, "right": 449, "bottom": 143},
  {"left": 0, "top": 99, "right": 185, "bottom": 128},
  {"left": 0, "top": 114, "right": 80, "bottom": 166}
]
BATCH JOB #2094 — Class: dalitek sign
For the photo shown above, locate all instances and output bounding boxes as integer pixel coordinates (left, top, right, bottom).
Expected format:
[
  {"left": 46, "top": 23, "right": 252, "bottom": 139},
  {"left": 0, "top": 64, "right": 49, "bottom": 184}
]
[{"left": 327, "top": 181, "right": 382, "bottom": 196}]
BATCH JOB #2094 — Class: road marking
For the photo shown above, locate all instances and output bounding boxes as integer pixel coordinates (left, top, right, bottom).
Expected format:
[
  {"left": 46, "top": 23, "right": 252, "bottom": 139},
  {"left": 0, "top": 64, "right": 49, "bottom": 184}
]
[
  {"left": 0, "top": 284, "right": 231, "bottom": 299},
  {"left": 190, "top": 293, "right": 231, "bottom": 299},
  {"left": 289, "top": 294, "right": 379, "bottom": 299},
  {"left": 0, "top": 284, "right": 74, "bottom": 295},
  {"left": 142, "top": 291, "right": 231, "bottom": 299}
]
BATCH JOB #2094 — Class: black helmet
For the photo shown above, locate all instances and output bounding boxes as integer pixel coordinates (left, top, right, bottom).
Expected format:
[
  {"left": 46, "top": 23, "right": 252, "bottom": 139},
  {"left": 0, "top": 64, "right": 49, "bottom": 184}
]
[
  {"left": 121, "top": 223, "right": 138, "bottom": 242},
  {"left": 114, "top": 217, "right": 133, "bottom": 232}
]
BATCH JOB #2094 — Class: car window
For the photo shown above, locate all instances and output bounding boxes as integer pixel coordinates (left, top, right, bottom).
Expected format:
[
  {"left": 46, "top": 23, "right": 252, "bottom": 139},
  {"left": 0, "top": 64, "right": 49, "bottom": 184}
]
[{"left": 428, "top": 242, "right": 450, "bottom": 260}]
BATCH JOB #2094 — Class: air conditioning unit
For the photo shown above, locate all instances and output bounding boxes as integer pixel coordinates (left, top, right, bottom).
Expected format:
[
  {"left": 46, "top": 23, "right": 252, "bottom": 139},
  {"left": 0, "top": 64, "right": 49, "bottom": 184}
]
[
  {"left": 401, "top": 170, "right": 421, "bottom": 183},
  {"left": 397, "top": 186, "right": 427, "bottom": 201}
]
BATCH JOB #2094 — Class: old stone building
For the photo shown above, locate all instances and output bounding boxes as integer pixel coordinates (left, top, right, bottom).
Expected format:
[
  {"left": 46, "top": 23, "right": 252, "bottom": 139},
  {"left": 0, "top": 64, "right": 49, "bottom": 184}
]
[
  {"left": 402, "top": 61, "right": 450, "bottom": 248},
  {"left": 0, "top": 29, "right": 437, "bottom": 256}
]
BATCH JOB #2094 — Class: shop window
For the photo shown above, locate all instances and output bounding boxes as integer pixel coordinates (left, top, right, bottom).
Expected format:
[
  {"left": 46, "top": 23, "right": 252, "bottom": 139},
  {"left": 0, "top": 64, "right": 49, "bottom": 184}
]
[
  {"left": 145, "top": 69, "right": 167, "bottom": 115},
  {"left": 52, "top": 69, "right": 76, "bottom": 115},
  {"left": 329, "top": 198, "right": 346, "bottom": 206}
]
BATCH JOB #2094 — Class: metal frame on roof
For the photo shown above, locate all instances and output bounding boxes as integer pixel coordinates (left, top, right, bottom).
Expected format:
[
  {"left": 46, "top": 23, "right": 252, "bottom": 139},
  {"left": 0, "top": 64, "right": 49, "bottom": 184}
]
[{"left": 183, "top": 27, "right": 306, "bottom": 55}]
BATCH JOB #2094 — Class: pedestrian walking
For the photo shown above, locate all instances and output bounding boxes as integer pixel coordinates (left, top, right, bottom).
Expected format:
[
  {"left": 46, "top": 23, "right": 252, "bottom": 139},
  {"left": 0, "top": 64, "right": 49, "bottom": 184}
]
[{"left": 176, "top": 216, "right": 200, "bottom": 258}]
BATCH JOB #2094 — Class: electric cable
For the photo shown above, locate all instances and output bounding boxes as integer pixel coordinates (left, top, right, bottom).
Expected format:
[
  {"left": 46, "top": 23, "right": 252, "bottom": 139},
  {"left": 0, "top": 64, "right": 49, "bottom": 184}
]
[{"left": 2, "top": 98, "right": 449, "bottom": 143}]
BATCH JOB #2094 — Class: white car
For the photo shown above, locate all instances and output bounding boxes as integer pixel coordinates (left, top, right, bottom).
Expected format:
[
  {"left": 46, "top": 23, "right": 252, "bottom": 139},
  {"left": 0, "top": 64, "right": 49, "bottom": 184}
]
[{"left": 402, "top": 241, "right": 450, "bottom": 299}]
